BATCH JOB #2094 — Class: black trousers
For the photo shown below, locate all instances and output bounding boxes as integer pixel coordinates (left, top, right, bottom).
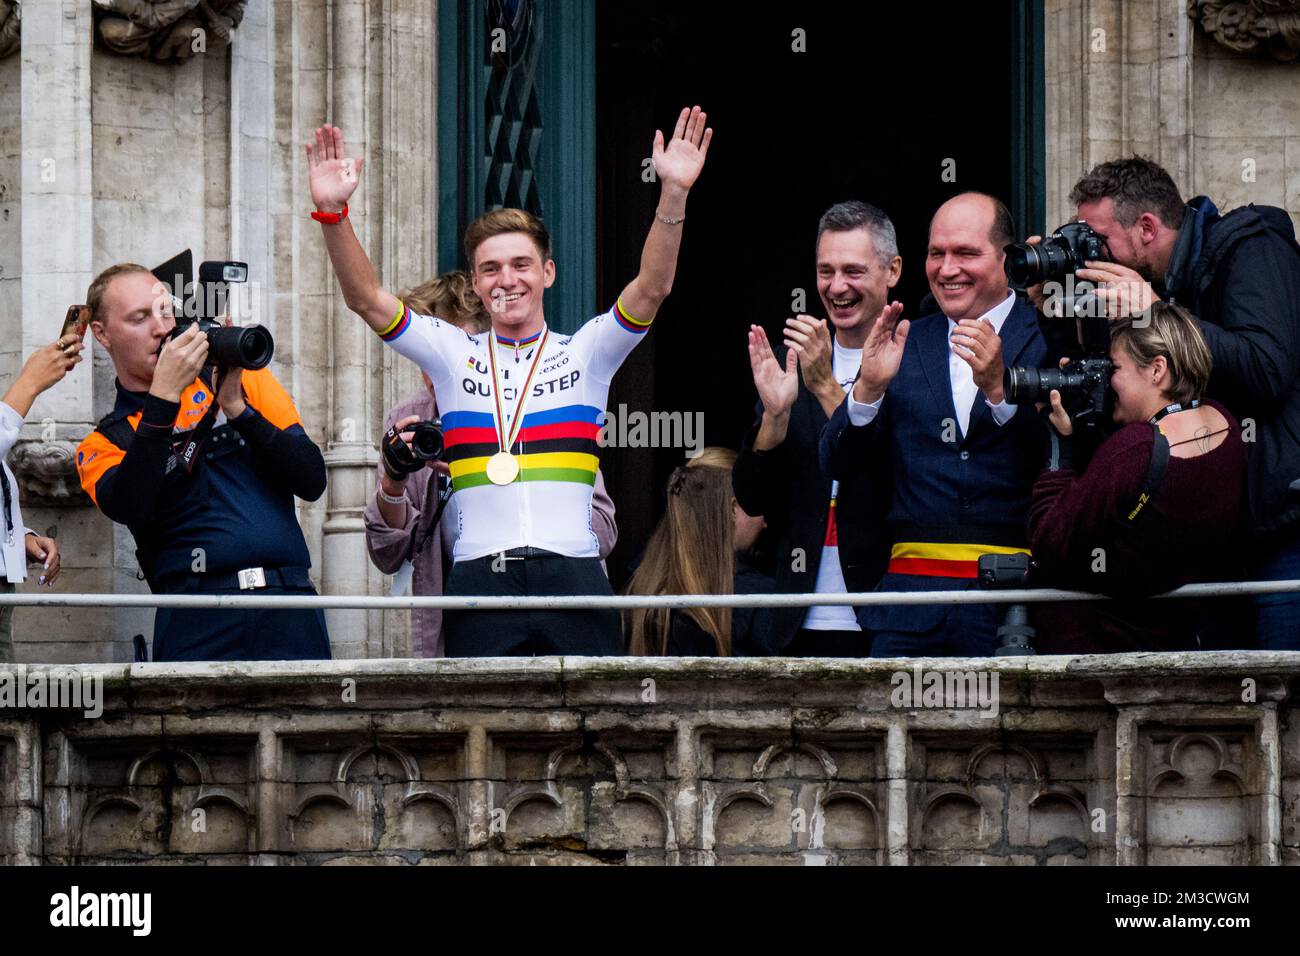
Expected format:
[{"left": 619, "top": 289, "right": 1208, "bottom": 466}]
[
  {"left": 443, "top": 553, "right": 623, "bottom": 657},
  {"left": 785, "top": 627, "right": 872, "bottom": 658},
  {"left": 152, "top": 568, "right": 332, "bottom": 662}
]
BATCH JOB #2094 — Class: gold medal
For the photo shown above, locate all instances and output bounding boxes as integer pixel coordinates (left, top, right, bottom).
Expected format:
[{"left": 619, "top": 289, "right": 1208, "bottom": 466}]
[
  {"left": 486, "top": 326, "right": 549, "bottom": 489},
  {"left": 486, "top": 451, "right": 519, "bottom": 485}
]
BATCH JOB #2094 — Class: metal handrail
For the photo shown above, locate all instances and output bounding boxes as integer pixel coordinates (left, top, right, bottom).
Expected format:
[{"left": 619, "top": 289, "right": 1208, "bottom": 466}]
[{"left": 0, "top": 579, "right": 1296, "bottom": 610}]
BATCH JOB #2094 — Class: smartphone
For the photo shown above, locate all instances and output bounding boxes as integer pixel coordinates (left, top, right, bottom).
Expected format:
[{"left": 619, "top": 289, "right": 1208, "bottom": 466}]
[{"left": 61, "top": 305, "right": 90, "bottom": 340}]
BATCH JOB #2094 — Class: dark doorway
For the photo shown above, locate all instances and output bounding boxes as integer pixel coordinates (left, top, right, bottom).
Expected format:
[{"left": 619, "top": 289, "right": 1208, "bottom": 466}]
[{"left": 596, "top": 3, "right": 1032, "bottom": 586}]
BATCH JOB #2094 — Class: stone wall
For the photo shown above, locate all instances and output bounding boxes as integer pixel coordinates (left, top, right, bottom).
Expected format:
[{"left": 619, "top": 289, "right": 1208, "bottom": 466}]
[
  {"left": 1, "top": 653, "right": 1296, "bottom": 865},
  {"left": 1045, "top": 0, "right": 1300, "bottom": 231}
]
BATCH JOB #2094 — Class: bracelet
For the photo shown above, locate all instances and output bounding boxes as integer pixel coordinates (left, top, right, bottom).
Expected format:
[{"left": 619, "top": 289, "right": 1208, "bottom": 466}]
[
  {"left": 657, "top": 213, "right": 684, "bottom": 225},
  {"left": 311, "top": 202, "right": 349, "bottom": 225},
  {"left": 377, "top": 487, "right": 407, "bottom": 505}
]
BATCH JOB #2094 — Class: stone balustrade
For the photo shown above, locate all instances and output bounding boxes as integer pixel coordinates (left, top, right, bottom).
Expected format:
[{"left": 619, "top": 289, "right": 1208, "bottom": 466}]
[{"left": 1, "top": 653, "right": 1296, "bottom": 865}]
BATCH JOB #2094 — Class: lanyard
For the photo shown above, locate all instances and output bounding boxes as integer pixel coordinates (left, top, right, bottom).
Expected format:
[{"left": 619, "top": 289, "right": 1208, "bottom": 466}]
[
  {"left": 486, "top": 328, "right": 548, "bottom": 454},
  {"left": 1149, "top": 399, "right": 1200, "bottom": 426}
]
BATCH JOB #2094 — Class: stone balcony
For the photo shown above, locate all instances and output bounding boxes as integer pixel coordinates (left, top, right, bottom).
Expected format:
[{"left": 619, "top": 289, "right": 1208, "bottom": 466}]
[{"left": 1, "top": 653, "right": 1297, "bottom": 865}]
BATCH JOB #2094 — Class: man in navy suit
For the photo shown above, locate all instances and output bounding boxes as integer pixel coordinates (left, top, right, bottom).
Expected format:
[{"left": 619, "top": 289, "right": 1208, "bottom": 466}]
[{"left": 820, "top": 192, "right": 1048, "bottom": 656}]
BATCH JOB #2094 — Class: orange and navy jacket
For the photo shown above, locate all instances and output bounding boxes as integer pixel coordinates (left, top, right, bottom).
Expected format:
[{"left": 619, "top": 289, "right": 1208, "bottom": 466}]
[{"left": 76, "top": 369, "right": 325, "bottom": 586}]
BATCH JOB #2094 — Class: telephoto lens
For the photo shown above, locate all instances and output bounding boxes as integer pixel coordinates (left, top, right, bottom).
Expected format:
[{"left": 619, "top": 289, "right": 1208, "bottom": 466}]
[{"left": 1003, "top": 365, "right": 1086, "bottom": 404}]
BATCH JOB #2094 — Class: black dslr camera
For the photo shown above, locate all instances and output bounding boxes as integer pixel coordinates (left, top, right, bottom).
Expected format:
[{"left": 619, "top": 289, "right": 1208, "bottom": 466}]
[
  {"left": 380, "top": 419, "right": 445, "bottom": 481},
  {"left": 1003, "top": 221, "right": 1109, "bottom": 289},
  {"left": 1002, "top": 222, "right": 1116, "bottom": 437},
  {"left": 1004, "top": 314, "right": 1114, "bottom": 436},
  {"left": 153, "top": 250, "right": 274, "bottom": 370}
]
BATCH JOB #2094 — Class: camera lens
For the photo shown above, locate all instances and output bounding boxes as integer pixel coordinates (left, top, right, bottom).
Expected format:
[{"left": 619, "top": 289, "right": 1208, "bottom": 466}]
[
  {"left": 236, "top": 326, "right": 274, "bottom": 370},
  {"left": 1003, "top": 243, "right": 1046, "bottom": 288},
  {"left": 1004, "top": 365, "right": 1085, "bottom": 404},
  {"left": 410, "top": 422, "right": 444, "bottom": 460},
  {"left": 205, "top": 324, "right": 274, "bottom": 370}
]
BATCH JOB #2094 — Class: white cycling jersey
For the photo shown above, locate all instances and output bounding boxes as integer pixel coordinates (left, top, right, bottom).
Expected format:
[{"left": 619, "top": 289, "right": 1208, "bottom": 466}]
[{"left": 378, "top": 298, "right": 650, "bottom": 561}]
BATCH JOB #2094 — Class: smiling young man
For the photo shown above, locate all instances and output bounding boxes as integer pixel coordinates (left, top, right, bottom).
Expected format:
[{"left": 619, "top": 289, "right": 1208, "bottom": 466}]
[
  {"left": 306, "top": 107, "right": 711, "bottom": 656},
  {"left": 733, "top": 201, "right": 898, "bottom": 656},
  {"left": 819, "top": 192, "right": 1048, "bottom": 657}
]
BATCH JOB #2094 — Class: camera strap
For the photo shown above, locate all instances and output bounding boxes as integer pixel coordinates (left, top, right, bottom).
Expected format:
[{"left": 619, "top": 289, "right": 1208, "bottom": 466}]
[
  {"left": 411, "top": 472, "right": 453, "bottom": 560},
  {"left": 1121, "top": 423, "right": 1171, "bottom": 526},
  {"left": 165, "top": 366, "right": 225, "bottom": 477}
]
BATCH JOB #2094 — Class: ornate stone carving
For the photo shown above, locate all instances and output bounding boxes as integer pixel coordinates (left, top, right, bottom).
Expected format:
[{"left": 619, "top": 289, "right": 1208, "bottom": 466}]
[
  {"left": 0, "top": 1, "right": 18, "bottom": 60},
  {"left": 92, "top": 0, "right": 246, "bottom": 62},
  {"left": 1189, "top": 0, "right": 1300, "bottom": 60},
  {"left": 1143, "top": 729, "right": 1255, "bottom": 864},
  {"left": 8, "top": 440, "right": 89, "bottom": 507},
  {"left": 913, "top": 738, "right": 1095, "bottom": 865}
]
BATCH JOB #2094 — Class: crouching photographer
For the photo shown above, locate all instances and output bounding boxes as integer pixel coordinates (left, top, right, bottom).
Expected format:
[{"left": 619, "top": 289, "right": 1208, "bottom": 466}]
[
  {"left": 1023, "top": 302, "right": 1246, "bottom": 652},
  {"left": 75, "top": 262, "right": 330, "bottom": 661}
]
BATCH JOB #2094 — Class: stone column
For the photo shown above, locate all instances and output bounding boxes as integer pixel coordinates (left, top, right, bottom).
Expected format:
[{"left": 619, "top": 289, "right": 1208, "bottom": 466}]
[
  {"left": 319, "top": 0, "right": 382, "bottom": 659},
  {"left": 1044, "top": 0, "right": 1196, "bottom": 227},
  {"left": 13, "top": 2, "right": 145, "bottom": 662}
]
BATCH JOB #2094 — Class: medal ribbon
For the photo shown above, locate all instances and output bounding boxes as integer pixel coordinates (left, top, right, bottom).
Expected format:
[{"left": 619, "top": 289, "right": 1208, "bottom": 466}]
[{"left": 487, "top": 327, "right": 549, "bottom": 454}]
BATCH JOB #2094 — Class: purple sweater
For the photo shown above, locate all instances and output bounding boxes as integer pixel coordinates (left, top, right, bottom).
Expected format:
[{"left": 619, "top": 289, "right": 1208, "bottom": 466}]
[
  {"left": 363, "top": 388, "right": 619, "bottom": 657},
  {"left": 1027, "top": 400, "right": 1245, "bottom": 652}
]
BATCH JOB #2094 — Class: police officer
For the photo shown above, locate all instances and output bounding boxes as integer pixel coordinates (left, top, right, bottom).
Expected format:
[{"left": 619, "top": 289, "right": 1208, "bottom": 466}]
[{"left": 75, "top": 263, "right": 330, "bottom": 661}]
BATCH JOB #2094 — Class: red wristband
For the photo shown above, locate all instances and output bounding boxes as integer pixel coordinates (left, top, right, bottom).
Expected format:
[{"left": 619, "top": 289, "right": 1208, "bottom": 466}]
[{"left": 311, "top": 202, "right": 348, "bottom": 225}]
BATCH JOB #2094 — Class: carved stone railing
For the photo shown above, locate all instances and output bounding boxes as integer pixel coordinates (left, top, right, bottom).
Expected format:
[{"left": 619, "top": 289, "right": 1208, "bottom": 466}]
[{"left": 1, "top": 653, "right": 1296, "bottom": 865}]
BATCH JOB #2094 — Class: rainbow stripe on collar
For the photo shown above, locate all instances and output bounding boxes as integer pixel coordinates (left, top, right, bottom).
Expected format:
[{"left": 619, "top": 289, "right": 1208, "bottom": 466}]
[{"left": 494, "top": 327, "right": 543, "bottom": 348}]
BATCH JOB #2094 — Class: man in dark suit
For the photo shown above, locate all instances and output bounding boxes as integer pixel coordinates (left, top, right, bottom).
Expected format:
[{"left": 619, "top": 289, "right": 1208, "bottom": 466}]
[
  {"left": 820, "top": 192, "right": 1048, "bottom": 656},
  {"left": 733, "top": 201, "right": 894, "bottom": 656}
]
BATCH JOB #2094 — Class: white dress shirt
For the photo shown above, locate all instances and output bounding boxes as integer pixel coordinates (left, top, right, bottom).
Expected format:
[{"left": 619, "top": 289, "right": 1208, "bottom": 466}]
[
  {"left": 0, "top": 401, "right": 31, "bottom": 584},
  {"left": 847, "top": 290, "right": 1018, "bottom": 434},
  {"left": 802, "top": 339, "right": 863, "bottom": 632}
]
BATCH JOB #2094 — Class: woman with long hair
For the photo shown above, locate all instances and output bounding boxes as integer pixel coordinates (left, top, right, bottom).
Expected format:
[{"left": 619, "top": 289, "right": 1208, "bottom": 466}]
[{"left": 625, "top": 449, "right": 773, "bottom": 656}]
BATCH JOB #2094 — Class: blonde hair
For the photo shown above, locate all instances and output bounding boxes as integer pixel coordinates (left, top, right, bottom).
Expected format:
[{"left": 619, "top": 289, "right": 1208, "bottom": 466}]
[
  {"left": 463, "top": 208, "right": 552, "bottom": 270},
  {"left": 624, "top": 463, "right": 735, "bottom": 656},
  {"left": 687, "top": 446, "right": 737, "bottom": 470},
  {"left": 86, "top": 263, "right": 154, "bottom": 327},
  {"left": 401, "top": 270, "right": 490, "bottom": 333},
  {"left": 1111, "top": 302, "right": 1212, "bottom": 405}
]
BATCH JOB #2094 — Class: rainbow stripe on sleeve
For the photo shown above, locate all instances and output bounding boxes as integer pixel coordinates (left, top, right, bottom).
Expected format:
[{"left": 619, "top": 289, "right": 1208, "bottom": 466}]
[
  {"left": 613, "top": 297, "right": 653, "bottom": 335},
  {"left": 442, "top": 403, "right": 603, "bottom": 491},
  {"left": 379, "top": 302, "right": 411, "bottom": 342}
]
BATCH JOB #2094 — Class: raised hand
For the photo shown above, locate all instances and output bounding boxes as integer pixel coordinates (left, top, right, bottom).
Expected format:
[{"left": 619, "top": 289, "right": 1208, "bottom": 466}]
[
  {"left": 784, "top": 315, "right": 833, "bottom": 391},
  {"left": 652, "top": 106, "right": 713, "bottom": 193},
  {"left": 149, "top": 323, "right": 209, "bottom": 403},
  {"left": 748, "top": 325, "right": 798, "bottom": 417},
  {"left": 305, "top": 125, "right": 364, "bottom": 213},
  {"left": 951, "top": 317, "right": 1006, "bottom": 403},
  {"left": 854, "top": 301, "right": 908, "bottom": 404}
]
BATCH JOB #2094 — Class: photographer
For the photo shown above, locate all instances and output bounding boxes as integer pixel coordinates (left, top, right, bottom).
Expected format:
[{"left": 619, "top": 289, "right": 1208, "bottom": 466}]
[
  {"left": 0, "top": 336, "right": 83, "bottom": 661},
  {"left": 364, "top": 271, "right": 619, "bottom": 657},
  {"left": 75, "top": 263, "right": 330, "bottom": 661},
  {"left": 1028, "top": 303, "right": 1245, "bottom": 652},
  {"left": 1061, "top": 157, "right": 1300, "bottom": 647}
]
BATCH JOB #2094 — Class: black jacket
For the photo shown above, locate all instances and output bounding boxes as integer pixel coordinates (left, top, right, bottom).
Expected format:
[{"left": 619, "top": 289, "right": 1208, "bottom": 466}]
[
  {"left": 665, "top": 557, "right": 778, "bottom": 656},
  {"left": 732, "top": 345, "right": 889, "bottom": 651},
  {"left": 1163, "top": 198, "right": 1300, "bottom": 540}
]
